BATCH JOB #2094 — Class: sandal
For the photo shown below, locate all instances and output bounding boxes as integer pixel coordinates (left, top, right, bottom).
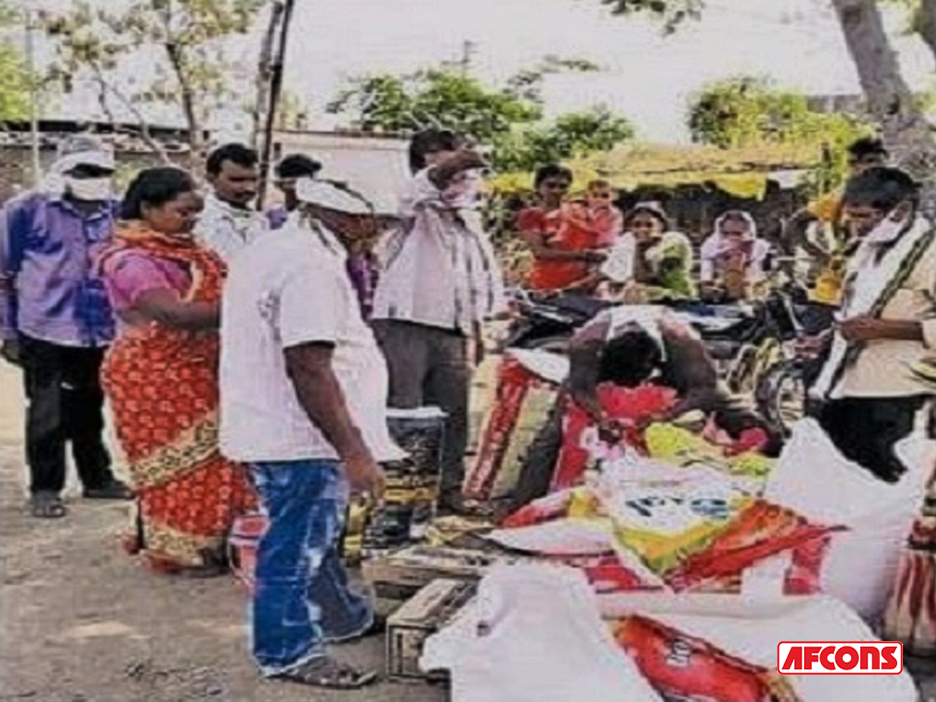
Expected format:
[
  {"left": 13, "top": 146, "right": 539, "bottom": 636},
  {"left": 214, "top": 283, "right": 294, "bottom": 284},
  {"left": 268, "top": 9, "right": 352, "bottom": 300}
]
[
  {"left": 83, "top": 480, "right": 134, "bottom": 500},
  {"left": 273, "top": 656, "right": 378, "bottom": 689},
  {"left": 29, "top": 492, "right": 67, "bottom": 519}
]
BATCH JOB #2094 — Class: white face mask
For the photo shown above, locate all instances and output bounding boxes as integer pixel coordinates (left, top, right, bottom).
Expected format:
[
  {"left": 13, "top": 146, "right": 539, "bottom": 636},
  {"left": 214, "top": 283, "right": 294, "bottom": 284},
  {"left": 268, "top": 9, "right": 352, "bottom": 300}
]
[
  {"left": 863, "top": 210, "right": 909, "bottom": 245},
  {"left": 65, "top": 176, "right": 113, "bottom": 202}
]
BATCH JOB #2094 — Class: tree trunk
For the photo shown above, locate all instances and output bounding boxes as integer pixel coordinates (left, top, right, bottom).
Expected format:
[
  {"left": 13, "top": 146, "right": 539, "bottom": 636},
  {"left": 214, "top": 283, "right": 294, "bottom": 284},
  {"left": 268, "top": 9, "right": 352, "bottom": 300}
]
[
  {"left": 256, "top": 0, "right": 296, "bottom": 210},
  {"left": 165, "top": 40, "right": 205, "bottom": 169},
  {"left": 830, "top": 0, "right": 936, "bottom": 216},
  {"left": 91, "top": 65, "right": 171, "bottom": 164},
  {"left": 916, "top": 0, "right": 936, "bottom": 66},
  {"left": 251, "top": 2, "right": 284, "bottom": 150}
]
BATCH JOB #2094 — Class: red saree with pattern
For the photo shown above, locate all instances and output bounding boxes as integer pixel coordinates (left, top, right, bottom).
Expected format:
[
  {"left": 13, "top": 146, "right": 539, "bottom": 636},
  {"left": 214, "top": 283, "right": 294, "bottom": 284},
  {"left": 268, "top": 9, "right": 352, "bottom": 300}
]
[{"left": 99, "top": 223, "right": 256, "bottom": 573}]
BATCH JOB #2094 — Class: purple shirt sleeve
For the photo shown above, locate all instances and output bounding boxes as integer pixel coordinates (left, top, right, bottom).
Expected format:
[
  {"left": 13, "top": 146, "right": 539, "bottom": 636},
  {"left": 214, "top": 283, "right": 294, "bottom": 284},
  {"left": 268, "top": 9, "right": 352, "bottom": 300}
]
[
  {"left": 0, "top": 196, "right": 31, "bottom": 340},
  {"left": 103, "top": 252, "right": 191, "bottom": 312}
]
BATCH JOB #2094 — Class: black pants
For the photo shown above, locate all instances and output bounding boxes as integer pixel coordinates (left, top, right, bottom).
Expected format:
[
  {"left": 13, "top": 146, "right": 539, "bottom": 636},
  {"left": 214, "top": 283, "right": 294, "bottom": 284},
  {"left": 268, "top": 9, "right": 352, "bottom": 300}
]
[
  {"left": 371, "top": 319, "right": 470, "bottom": 500},
  {"left": 815, "top": 396, "right": 927, "bottom": 483},
  {"left": 20, "top": 335, "right": 114, "bottom": 495}
]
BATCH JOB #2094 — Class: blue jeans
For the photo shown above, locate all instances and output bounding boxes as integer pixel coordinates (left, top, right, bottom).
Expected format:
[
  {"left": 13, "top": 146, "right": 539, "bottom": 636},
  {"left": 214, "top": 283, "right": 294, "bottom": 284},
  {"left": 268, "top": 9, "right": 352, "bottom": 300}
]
[{"left": 249, "top": 460, "right": 372, "bottom": 676}]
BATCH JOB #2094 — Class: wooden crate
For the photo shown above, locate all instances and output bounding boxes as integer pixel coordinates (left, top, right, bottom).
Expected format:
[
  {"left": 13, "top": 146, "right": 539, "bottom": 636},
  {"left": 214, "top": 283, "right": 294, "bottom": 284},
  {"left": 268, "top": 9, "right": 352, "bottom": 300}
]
[
  {"left": 363, "top": 544, "right": 526, "bottom": 600},
  {"left": 386, "top": 578, "right": 476, "bottom": 682}
]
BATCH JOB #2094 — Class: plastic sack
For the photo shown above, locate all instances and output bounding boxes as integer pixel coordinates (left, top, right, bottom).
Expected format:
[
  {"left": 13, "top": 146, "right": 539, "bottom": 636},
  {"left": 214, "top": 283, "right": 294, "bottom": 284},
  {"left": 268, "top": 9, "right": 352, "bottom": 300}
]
[
  {"left": 644, "top": 423, "right": 774, "bottom": 480},
  {"left": 603, "top": 479, "right": 753, "bottom": 576},
  {"left": 598, "top": 593, "right": 919, "bottom": 702},
  {"left": 420, "top": 564, "right": 664, "bottom": 702},
  {"left": 757, "top": 418, "right": 933, "bottom": 623},
  {"left": 552, "top": 384, "right": 678, "bottom": 491},
  {"left": 465, "top": 355, "right": 539, "bottom": 500},
  {"left": 666, "top": 499, "right": 842, "bottom": 592},
  {"left": 612, "top": 615, "right": 797, "bottom": 702}
]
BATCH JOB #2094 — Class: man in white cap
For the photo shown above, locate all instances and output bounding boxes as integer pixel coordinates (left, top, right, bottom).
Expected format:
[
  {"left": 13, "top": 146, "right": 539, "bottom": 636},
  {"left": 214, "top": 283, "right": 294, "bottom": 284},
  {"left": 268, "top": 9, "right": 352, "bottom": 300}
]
[
  {"left": 0, "top": 134, "right": 132, "bottom": 518},
  {"left": 220, "top": 177, "right": 401, "bottom": 688}
]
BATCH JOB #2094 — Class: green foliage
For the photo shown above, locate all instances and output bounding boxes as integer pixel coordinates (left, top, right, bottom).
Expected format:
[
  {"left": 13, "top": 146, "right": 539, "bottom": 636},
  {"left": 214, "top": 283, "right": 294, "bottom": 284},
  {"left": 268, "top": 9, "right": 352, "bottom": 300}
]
[
  {"left": 687, "top": 76, "right": 873, "bottom": 197},
  {"left": 0, "top": 3, "right": 35, "bottom": 122},
  {"left": 586, "top": 0, "right": 705, "bottom": 33},
  {"left": 328, "top": 69, "right": 542, "bottom": 139},
  {"left": 40, "top": 0, "right": 268, "bottom": 135},
  {"left": 0, "top": 42, "right": 31, "bottom": 122},
  {"left": 496, "top": 106, "right": 635, "bottom": 171},
  {"left": 328, "top": 62, "right": 633, "bottom": 172}
]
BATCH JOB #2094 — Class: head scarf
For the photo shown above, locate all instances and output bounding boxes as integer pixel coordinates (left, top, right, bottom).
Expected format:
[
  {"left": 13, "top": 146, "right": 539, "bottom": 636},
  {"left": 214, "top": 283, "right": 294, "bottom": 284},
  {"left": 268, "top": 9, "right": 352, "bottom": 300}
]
[
  {"left": 714, "top": 210, "right": 757, "bottom": 240},
  {"left": 295, "top": 177, "right": 375, "bottom": 215},
  {"left": 43, "top": 135, "right": 115, "bottom": 195}
]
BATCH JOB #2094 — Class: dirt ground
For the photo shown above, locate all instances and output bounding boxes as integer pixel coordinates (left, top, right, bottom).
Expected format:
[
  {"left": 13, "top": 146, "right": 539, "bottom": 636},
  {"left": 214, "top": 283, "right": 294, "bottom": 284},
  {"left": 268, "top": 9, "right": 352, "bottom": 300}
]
[{"left": 1, "top": 359, "right": 934, "bottom": 702}]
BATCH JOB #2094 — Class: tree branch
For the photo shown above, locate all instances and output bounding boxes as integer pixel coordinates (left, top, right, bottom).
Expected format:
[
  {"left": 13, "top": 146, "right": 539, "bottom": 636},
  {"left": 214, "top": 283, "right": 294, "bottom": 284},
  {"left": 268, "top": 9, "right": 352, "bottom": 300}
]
[
  {"left": 89, "top": 63, "right": 170, "bottom": 164},
  {"left": 160, "top": 3, "right": 203, "bottom": 164}
]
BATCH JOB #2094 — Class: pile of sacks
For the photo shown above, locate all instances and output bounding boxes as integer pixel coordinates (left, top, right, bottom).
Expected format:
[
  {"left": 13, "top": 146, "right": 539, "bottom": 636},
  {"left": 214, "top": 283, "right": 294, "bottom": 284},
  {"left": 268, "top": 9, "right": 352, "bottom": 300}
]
[
  {"left": 484, "top": 418, "right": 934, "bottom": 624},
  {"left": 421, "top": 564, "right": 919, "bottom": 702}
]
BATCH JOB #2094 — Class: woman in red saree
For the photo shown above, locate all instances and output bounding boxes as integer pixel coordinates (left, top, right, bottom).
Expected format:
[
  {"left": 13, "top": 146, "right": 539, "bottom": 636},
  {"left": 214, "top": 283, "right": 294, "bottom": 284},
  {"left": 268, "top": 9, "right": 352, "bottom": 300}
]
[
  {"left": 517, "top": 164, "right": 608, "bottom": 292},
  {"left": 99, "top": 167, "right": 256, "bottom": 576}
]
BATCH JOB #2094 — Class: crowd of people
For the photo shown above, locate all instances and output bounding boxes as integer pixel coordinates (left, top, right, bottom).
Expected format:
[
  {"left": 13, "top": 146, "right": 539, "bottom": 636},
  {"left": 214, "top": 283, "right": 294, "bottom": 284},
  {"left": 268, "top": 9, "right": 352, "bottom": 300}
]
[{"left": 0, "top": 128, "right": 934, "bottom": 686}]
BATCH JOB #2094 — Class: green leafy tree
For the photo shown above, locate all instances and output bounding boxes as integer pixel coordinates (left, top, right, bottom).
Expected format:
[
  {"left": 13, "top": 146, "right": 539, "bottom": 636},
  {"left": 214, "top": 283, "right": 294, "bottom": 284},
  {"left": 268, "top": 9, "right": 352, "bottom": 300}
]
[
  {"left": 497, "top": 106, "right": 635, "bottom": 171},
  {"left": 328, "top": 69, "right": 542, "bottom": 140},
  {"left": 0, "top": 2, "right": 33, "bottom": 121},
  {"left": 687, "top": 76, "right": 871, "bottom": 196},
  {"left": 0, "top": 44, "right": 30, "bottom": 122},
  {"left": 688, "top": 76, "right": 868, "bottom": 149},
  {"left": 328, "top": 61, "right": 633, "bottom": 171},
  {"left": 583, "top": 0, "right": 936, "bottom": 211},
  {"left": 40, "top": 0, "right": 269, "bottom": 161}
]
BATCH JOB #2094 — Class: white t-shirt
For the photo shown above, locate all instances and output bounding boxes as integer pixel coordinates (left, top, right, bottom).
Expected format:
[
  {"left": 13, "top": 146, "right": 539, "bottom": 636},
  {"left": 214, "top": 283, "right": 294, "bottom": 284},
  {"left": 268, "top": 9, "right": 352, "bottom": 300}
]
[
  {"left": 219, "top": 222, "right": 404, "bottom": 463},
  {"left": 194, "top": 193, "right": 269, "bottom": 264}
]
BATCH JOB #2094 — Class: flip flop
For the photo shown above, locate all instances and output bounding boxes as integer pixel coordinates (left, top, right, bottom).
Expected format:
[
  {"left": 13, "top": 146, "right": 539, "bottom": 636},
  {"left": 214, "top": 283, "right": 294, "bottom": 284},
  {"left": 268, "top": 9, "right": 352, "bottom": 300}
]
[
  {"left": 29, "top": 492, "right": 67, "bottom": 519},
  {"left": 273, "top": 656, "right": 378, "bottom": 689}
]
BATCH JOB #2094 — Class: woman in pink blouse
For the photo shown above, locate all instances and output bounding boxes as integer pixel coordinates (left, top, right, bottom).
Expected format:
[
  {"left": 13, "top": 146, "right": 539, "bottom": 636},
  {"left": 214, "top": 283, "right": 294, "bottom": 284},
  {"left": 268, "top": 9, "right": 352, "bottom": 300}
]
[{"left": 98, "top": 167, "right": 255, "bottom": 576}]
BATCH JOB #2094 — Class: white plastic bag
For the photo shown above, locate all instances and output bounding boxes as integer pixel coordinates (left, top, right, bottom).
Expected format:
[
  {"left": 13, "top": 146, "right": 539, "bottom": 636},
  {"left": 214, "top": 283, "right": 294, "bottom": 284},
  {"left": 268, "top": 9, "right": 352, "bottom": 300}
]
[
  {"left": 598, "top": 592, "right": 918, "bottom": 702},
  {"left": 757, "top": 418, "right": 932, "bottom": 623},
  {"left": 421, "top": 564, "right": 663, "bottom": 702}
]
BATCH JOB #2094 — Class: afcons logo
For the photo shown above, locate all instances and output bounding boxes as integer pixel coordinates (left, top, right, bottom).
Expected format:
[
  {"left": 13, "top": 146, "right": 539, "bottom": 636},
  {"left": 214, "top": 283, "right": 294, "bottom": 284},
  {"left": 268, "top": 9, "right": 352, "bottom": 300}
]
[{"left": 777, "top": 642, "right": 903, "bottom": 675}]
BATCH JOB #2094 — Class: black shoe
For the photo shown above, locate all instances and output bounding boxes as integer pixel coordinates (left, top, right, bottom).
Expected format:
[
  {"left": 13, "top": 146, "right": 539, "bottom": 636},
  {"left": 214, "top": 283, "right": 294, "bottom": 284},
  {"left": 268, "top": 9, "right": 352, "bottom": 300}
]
[{"left": 83, "top": 479, "right": 134, "bottom": 500}]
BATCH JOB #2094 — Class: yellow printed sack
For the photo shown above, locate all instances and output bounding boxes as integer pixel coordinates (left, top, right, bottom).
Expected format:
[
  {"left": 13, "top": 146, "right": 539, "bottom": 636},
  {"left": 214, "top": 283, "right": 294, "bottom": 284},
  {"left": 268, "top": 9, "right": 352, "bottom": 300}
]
[
  {"left": 605, "top": 482, "right": 753, "bottom": 576},
  {"left": 644, "top": 423, "right": 774, "bottom": 480}
]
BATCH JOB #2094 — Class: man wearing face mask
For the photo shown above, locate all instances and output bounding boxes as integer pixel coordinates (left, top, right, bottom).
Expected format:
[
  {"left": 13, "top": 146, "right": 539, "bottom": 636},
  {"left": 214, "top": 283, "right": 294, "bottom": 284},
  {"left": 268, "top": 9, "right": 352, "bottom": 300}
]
[
  {"left": 195, "top": 143, "right": 269, "bottom": 264},
  {"left": 0, "top": 135, "right": 132, "bottom": 519},
  {"left": 800, "top": 167, "right": 936, "bottom": 483}
]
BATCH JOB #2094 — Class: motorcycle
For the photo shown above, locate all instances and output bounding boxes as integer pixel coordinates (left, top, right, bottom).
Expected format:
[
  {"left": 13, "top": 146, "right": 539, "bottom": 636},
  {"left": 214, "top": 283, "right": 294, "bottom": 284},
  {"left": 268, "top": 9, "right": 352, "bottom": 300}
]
[{"left": 502, "top": 290, "right": 612, "bottom": 352}]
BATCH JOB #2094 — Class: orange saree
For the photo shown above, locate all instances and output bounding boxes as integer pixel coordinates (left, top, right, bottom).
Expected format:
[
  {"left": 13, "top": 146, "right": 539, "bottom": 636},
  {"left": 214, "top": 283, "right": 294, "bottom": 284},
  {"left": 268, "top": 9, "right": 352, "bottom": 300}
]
[{"left": 99, "top": 223, "right": 256, "bottom": 573}]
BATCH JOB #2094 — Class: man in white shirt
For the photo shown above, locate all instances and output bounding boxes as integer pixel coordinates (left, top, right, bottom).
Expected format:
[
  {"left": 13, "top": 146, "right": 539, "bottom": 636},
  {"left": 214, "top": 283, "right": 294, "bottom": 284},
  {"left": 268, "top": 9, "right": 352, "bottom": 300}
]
[
  {"left": 800, "top": 167, "right": 936, "bottom": 483},
  {"left": 371, "top": 129, "right": 506, "bottom": 513},
  {"left": 195, "top": 143, "right": 268, "bottom": 263},
  {"left": 220, "top": 179, "right": 402, "bottom": 688}
]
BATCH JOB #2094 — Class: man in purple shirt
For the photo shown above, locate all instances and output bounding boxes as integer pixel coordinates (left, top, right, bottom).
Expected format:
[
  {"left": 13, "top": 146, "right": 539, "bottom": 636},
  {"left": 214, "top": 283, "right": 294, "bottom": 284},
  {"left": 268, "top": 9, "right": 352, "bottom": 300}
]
[{"left": 0, "top": 136, "right": 132, "bottom": 518}]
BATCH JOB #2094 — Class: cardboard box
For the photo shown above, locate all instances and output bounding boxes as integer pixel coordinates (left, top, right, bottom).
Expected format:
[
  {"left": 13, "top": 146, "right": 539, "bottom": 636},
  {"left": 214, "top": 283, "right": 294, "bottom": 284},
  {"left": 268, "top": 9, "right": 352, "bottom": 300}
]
[{"left": 386, "top": 578, "right": 476, "bottom": 682}]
